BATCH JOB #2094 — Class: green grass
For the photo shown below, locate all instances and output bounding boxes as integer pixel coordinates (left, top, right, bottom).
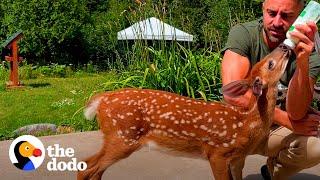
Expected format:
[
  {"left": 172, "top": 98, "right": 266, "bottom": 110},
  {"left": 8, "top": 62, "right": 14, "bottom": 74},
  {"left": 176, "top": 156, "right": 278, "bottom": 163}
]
[{"left": 0, "top": 72, "right": 118, "bottom": 140}]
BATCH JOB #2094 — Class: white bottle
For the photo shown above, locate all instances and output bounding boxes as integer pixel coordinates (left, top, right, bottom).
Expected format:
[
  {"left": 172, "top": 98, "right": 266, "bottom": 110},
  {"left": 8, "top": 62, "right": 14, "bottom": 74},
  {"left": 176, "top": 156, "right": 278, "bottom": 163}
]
[{"left": 283, "top": 0, "right": 320, "bottom": 49}]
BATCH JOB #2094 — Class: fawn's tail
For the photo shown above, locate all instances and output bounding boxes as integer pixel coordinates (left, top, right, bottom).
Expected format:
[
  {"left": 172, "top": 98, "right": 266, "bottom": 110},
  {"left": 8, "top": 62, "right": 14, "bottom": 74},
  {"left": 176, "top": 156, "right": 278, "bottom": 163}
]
[{"left": 84, "top": 94, "right": 104, "bottom": 120}]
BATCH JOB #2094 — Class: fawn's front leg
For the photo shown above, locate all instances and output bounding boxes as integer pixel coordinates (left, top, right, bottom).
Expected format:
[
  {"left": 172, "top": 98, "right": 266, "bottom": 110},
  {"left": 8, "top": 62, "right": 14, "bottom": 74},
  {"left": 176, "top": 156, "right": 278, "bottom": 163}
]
[
  {"left": 209, "top": 154, "right": 233, "bottom": 180},
  {"left": 230, "top": 157, "right": 245, "bottom": 180}
]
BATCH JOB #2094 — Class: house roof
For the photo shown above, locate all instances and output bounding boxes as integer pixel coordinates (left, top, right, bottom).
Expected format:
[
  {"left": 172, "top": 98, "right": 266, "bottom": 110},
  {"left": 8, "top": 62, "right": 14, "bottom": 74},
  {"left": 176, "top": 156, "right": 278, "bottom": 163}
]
[{"left": 117, "top": 17, "right": 193, "bottom": 42}]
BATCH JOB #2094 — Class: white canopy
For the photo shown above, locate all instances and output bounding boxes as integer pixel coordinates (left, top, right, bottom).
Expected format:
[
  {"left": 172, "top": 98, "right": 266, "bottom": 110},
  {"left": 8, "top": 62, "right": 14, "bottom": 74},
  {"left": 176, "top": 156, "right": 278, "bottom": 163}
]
[{"left": 117, "top": 17, "right": 193, "bottom": 42}]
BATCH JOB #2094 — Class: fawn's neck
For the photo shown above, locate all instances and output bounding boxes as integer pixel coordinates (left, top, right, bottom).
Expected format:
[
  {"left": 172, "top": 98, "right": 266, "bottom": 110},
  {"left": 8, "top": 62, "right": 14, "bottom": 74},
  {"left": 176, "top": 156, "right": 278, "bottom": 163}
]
[{"left": 256, "top": 86, "right": 278, "bottom": 128}]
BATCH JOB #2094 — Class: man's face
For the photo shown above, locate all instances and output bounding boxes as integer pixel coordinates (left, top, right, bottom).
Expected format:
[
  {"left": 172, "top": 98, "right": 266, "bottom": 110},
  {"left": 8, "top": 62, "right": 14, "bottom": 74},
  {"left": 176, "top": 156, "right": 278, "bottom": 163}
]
[{"left": 262, "top": 0, "right": 302, "bottom": 43}]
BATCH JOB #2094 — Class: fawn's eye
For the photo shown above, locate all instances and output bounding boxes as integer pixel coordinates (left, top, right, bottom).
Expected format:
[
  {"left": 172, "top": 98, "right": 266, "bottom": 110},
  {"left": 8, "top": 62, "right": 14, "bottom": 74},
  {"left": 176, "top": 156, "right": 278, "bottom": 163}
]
[{"left": 268, "top": 60, "right": 276, "bottom": 70}]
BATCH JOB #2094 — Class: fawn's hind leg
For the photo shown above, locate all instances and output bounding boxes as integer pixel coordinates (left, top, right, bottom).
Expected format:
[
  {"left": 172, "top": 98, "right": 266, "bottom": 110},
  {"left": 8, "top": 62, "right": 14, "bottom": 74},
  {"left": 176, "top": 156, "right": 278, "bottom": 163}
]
[{"left": 77, "top": 134, "right": 142, "bottom": 180}]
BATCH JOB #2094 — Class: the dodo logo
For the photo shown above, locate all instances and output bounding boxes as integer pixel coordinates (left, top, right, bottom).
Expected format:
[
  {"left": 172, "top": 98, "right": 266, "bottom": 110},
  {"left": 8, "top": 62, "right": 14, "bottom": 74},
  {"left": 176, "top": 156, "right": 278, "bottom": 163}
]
[{"left": 9, "top": 135, "right": 45, "bottom": 171}]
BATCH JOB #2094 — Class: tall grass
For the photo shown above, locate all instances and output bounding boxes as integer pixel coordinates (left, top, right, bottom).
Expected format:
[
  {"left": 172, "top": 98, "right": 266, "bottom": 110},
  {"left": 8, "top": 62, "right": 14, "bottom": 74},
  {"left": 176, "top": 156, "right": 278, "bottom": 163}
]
[{"left": 104, "top": 42, "right": 223, "bottom": 102}]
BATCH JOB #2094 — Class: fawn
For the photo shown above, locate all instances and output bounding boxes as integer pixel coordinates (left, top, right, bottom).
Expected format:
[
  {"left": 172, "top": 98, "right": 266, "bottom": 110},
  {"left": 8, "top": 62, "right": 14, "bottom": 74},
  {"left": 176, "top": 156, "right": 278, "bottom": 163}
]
[{"left": 78, "top": 44, "right": 291, "bottom": 180}]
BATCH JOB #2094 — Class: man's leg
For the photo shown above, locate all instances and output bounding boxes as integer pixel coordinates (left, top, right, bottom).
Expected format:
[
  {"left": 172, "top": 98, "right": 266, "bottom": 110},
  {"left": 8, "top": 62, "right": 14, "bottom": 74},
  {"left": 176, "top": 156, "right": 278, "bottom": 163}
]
[{"left": 265, "top": 126, "right": 320, "bottom": 180}]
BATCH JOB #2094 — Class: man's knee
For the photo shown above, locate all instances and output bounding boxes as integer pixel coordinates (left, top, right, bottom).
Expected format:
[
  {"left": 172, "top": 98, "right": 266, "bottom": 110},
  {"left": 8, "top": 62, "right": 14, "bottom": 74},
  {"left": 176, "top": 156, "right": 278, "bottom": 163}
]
[
  {"left": 304, "top": 136, "right": 320, "bottom": 167},
  {"left": 280, "top": 136, "right": 320, "bottom": 168}
]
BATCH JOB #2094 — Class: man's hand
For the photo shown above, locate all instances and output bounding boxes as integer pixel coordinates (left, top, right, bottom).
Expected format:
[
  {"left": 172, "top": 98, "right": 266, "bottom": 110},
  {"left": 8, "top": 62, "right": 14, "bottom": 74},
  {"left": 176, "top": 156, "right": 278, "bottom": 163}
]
[
  {"left": 289, "top": 22, "right": 318, "bottom": 66},
  {"left": 290, "top": 111, "right": 320, "bottom": 136}
]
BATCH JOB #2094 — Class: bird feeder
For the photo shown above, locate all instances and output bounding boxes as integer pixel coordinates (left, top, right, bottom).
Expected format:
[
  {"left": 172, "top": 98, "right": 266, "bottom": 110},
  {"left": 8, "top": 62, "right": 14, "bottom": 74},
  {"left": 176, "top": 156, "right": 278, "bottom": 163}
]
[{"left": 1, "top": 31, "right": 24, "bottom": 88}]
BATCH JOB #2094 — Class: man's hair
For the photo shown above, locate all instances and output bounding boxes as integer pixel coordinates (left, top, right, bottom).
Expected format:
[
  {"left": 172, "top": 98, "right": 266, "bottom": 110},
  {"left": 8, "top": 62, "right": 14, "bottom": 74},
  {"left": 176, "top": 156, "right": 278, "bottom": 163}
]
[{"left": 264, "top": 0, "right": 305, "bottom": 6}]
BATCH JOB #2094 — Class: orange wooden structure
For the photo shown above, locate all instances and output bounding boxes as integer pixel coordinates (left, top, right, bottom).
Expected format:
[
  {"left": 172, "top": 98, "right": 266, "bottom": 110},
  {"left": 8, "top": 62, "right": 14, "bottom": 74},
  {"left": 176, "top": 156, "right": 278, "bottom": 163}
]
[{"left": 2, "top": 31, "right": 23, "bottom": 87}]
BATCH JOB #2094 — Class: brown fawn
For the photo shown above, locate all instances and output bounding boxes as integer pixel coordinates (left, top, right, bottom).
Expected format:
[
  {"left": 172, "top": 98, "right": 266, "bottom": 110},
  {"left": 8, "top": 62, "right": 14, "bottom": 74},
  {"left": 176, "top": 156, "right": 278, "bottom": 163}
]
[{"left": 78, "top": 44, "right": 291, "bottom": 180}]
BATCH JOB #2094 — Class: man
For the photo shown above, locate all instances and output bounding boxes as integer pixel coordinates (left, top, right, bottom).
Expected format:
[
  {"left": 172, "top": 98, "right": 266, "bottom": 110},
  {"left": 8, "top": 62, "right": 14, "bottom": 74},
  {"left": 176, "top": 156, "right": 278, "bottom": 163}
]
[{"left": 221, "top": 0, "right": 320, "bottom": 179}]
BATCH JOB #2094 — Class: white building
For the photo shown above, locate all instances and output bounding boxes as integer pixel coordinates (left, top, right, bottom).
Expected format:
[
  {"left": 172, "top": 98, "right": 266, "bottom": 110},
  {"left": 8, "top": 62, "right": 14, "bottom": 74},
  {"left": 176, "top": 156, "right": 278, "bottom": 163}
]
[{"left": 117, "top": 17, "right": 193, "bottom": 42}]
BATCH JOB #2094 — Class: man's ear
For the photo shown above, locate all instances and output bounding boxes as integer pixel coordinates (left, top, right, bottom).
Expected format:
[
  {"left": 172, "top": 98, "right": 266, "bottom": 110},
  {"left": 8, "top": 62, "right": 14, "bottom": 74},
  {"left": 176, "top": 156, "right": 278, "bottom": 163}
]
[
  {"left": 252, "top": 77, "right": 263, "bottom": 96},
  {"left": 222, "top": 80, "right": 250, "bottom": 97}
]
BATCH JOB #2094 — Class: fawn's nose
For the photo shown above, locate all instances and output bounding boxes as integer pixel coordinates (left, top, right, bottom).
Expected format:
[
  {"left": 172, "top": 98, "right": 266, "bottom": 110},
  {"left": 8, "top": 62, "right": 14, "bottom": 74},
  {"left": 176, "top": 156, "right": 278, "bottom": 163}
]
[{"left": 278, "top": 43, "right": 292, "bottom": 58}]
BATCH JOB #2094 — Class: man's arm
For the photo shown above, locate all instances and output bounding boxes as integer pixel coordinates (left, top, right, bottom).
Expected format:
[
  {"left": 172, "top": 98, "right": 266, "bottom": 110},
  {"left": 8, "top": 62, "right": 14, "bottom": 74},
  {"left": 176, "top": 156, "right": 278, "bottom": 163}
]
[
  {"left": 286, "top": 22, "right": 318, "bottom": 120},
  {"left": 221, "top": 50, "right": 251, "bottom": 107}
]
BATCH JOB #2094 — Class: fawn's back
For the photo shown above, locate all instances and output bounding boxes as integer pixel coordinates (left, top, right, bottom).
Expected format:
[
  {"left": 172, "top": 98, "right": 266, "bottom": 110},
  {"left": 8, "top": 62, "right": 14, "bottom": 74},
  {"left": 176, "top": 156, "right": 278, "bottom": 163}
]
[{"left": 88, "top": 88, "right": 263, "bottom": 158}]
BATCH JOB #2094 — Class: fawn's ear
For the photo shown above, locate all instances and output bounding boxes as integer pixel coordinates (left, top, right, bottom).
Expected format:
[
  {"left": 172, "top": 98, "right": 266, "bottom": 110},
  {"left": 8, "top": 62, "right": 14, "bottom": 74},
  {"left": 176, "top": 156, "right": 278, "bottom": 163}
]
[
  {"left": 222, "top": 80, "right": 250, "bottom": 97},
  {"left": 252, "top": 77, "right": 263, "bottom": 97}
]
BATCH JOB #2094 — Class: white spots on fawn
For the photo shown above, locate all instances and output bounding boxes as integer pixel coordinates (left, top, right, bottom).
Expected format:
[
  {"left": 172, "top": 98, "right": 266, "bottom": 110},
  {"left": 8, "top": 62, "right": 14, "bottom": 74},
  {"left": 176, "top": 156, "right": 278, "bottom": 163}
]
[
  {"left": 201, "top": 137, "right": 210, "bottom": 142},
  {"left": 151, "top": 99, "right": 157, "bottom": 103},
  {"left": 219, "top": 118, "right": 225, "bottom": 124},
  {"left": 200, "top": 125, "right": 208, "bottom": 131},
  {"left": 181, "top": 119, "right": 186, "bottom": 124},
  {"left": 120, "top": 101, "right": 127, "bottom": 105},
  {"left": 112, "top": 119, "right": 117, "bottom": 126},
  {"left": 232, "top": 133, "right": 238, "bottom": 138},
  {"left": 208, "top": 141, "right": 215, "bottom": 146},
  {"left": 249, "top": 121, "right": 259, "bottom": 129},
  {"left": 117, "top": 114, "right": 125, "bottom": 119},
  {"left": 130, "top": 126, "right": 136, "bottom": 130},
  {"left": 238, "top": 122, "right": 244, "bottom": 127},
  {"left": 232, "top": 124, "right": 237, "bottom": 129},
  {"left": 219, "top": 130, "right": 227, "bottom": 137},
  {"left": 161, "top": 104, "right": 169, "bottom": 108},
  {"left": 174, "top": 120, "right": 179, "bottom": 124},
  {"left": 126, "top": 112, "right": 133, "bottom": 116},
  {"left": 208, "top": 118, "right": 213, "bottom": 123},
  {"left": 182, "top": 131, "right": 188, "bottom": 136},
  {"left": 111, "top": 98, "right": 119, "bottom": 102},
  {"left": 117, "top": 130, "right": 123, "bottom": 136},
  {"left": 223, "top": 125, "right": 227, "bottom": 129},
  {"left": 224, "top": 111, "right": 228, "bottom": 115},
  {"left": 223, "top": 143, "right": 229, "bottom": 148},
  {"left": 230, "top": 139, "right": 236, "bottom": 145},
  {"left": 159, "top": 112, "right": 173, "bottom": 119}
]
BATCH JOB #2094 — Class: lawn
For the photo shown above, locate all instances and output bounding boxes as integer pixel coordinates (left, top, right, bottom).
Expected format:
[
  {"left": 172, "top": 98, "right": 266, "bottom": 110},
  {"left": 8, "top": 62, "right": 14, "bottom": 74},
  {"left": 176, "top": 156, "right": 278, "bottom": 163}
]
[{"left": 0, "top": 73, "right": 118, "bottom": 140}]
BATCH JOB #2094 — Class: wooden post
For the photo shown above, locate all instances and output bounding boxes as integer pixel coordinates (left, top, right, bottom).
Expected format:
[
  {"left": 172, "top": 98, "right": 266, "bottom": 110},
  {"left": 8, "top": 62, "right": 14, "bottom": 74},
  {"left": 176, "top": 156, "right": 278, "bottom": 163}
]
[
  {"left": 2, "top": 31, "right": 23, "bottom": 88},
  {"left": 11, "top": 41, "right": 19, "bottom": 86}
]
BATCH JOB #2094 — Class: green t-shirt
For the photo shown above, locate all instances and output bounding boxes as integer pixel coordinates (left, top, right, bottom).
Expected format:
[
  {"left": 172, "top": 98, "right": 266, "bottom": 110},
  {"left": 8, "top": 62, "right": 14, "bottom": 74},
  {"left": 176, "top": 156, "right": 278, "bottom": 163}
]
[{"left": 221, "top": 18, "right": 320, "bottom": 86}]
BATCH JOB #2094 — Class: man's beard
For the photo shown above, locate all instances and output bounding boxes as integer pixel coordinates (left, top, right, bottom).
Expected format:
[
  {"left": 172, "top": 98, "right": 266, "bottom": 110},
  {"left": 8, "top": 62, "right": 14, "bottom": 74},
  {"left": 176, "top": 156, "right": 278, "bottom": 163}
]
[{"left": 264, "top": 27, "right": 284, "bottom": 43}]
